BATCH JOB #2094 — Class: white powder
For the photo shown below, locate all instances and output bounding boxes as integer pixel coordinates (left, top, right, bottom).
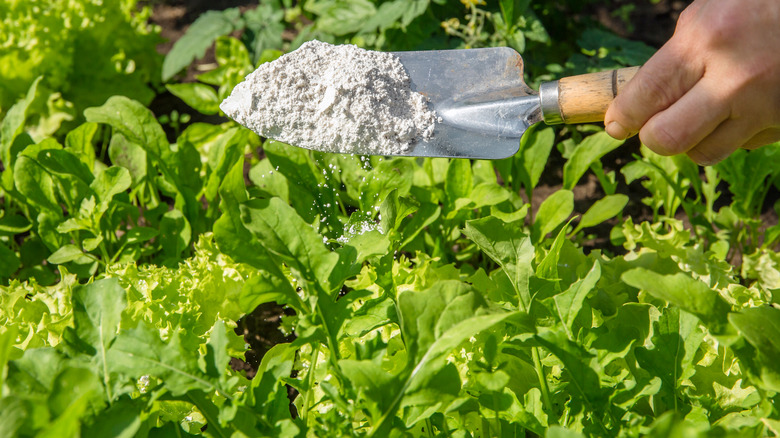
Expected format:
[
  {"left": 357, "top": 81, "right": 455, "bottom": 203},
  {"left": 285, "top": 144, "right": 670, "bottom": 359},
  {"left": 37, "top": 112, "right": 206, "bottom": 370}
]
[{"left": 219, "top": 40, "right": 438, "bottom": 155}]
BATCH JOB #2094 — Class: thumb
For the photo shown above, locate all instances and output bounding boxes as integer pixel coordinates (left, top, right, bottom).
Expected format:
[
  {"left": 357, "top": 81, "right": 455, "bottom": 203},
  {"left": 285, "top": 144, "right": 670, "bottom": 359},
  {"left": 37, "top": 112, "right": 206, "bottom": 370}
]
[{"left": 604, "top": 13, "right": 704, "bottom": 140}]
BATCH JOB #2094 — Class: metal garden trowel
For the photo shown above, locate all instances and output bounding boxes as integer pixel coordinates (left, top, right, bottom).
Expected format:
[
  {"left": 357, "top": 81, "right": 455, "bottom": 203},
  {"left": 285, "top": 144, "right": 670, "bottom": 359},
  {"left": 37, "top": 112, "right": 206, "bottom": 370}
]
[{"left": 393, "top": 47, "right": 639, "bottom": 159}]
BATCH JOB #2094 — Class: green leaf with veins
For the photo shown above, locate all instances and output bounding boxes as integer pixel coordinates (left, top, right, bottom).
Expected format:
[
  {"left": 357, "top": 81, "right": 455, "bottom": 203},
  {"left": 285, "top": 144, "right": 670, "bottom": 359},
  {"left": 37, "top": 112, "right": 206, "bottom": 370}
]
[
  {"left": 239, "top": 197, "right": 340, "bottom": 289},
  {"left": 464, "top": 216, "right": 534, "bottom": 311},
  {"left": 622, "top": 268, "right": 731, "bottom": 334}
]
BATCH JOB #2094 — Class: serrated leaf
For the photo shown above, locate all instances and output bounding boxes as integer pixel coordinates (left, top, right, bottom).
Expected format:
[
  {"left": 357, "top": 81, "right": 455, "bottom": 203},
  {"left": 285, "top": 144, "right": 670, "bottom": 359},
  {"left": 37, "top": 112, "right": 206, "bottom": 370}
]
[
  {"left": 239, "top": 197, "right": 339, "bottom": 288},
  {"left": 464, "top": 216, "right": 533, "bottom": 311},
  {"left": 634, "top": 307, "right": 705, "bottom": 407},
  {"left": 729, "top": 306, "right": 780, "bottom": 391},
  {"left": 554, "top": 260, "right": 601, "bottom": 338},
  {"left": 622, "top": 268, "right": 731, "bottom": 333}
]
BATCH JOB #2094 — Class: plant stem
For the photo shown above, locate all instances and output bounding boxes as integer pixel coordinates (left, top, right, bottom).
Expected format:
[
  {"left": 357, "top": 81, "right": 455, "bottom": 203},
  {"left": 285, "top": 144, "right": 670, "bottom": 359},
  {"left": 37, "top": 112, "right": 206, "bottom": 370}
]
[
  {"left": 532, "top": 346, "right": 556, "bottom": 425},
  {"left": 303, "top": 342, "right": 321, "bottom": 424}
]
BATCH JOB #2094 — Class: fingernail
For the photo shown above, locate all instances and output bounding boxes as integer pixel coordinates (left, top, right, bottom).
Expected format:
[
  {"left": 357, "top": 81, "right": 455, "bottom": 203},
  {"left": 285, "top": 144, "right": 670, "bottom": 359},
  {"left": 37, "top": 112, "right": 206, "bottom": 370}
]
[{"left": 606, "top": 121, "right": 630, "bottom": 140}]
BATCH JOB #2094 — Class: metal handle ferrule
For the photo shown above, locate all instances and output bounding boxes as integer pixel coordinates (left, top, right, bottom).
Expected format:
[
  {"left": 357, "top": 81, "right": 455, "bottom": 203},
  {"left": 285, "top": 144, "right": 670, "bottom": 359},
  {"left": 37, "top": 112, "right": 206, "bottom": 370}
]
[{"left": 539, "top": 80, "right": 563, "bottom": 125}]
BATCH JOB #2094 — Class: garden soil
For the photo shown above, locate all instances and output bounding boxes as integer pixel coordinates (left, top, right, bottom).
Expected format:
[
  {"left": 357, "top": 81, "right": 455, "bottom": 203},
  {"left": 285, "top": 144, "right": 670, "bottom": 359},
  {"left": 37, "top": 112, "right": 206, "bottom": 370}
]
[{"left": 147, "top": 0, "right": 779, "bottom": 378}]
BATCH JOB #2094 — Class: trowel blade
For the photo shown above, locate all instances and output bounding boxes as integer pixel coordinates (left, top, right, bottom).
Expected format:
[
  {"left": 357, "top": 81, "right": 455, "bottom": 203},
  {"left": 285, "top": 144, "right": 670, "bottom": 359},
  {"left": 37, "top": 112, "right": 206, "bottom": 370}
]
[{"left": 390, "top": 47, "right": 541, "bottom": 159}]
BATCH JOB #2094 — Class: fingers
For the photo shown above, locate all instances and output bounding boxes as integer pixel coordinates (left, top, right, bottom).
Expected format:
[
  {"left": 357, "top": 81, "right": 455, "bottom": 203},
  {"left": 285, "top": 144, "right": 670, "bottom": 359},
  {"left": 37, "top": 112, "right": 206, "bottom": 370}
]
[
  {"left": 685, "top": 119, "right": 757, "bottom": 165},
  {"left": 742, "top": 127, "right": 780, "bottom": 150},
  {"left": 605, "top": 37, "right": 704, "bottom": 141},
  {"left": 639, "top": 77, "right": 730, "bottom": 156}
]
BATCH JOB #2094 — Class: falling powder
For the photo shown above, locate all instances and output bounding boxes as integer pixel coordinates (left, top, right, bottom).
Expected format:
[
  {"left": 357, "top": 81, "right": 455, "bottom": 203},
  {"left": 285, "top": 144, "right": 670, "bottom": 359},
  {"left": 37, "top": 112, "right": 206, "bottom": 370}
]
[{"left": 219, "top": 40, "right": 439, "bottom": 155}]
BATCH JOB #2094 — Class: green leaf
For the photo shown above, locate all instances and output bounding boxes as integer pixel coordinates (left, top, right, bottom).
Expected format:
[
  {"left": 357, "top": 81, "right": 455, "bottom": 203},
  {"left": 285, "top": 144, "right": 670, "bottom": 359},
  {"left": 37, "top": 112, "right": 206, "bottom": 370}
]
[
  {"left": 563, "top": 132, "right": 623, "bottom": 190},
  {"left": 340, "top": 359, "right": 397, "bottom": 420},
  {"left": 371, "top": 280, "right": 525, "bottom": 435},
  {"left": 535, "top": 219, "right": 574, "bottom": 282},
  {"left": 81, "top": 398, "right": 142, "bottom": 438},
  {"left": 360, "top": 159, "right": 415, "bottom": 211},
  {"left": 0, "top": 244, "right": 20, "bottom": 277},
  {"left": 239, "top": 197, "right": 339, "bottom": 288},
  {"left": 64, "top": 278, "right": 127, "bottom": 403},
  {"left": 107, "top": 323, "right": 216, "bottom": 396},
  {"left": 634, "top": 307, "right": 704, "bottom": 408},
  {"left": 500, "top": 0, "right": 531, "bottom": 27},
  {"left": 241, "top": 3, "right": 285, "bottom": 64},
  {"left": 535, "top": 330, "right": 611, "bottom": 416},
  {"left": 90, "top": 166, "right": 132, "bottom": 203},
  {"left": 159, "top": 209, "right": 192, "bottom": 261},
  {"left": 13, "top": 148, "right": 60, "bottom": 215},
  {"left": 0, "top": 326, "right": 18, "bottom": 390},
  {"left": 0, "top": 76, "right": 40, "bottom": 191},
  {"left": 70, "top": 278, "right": 126, "bottom": 352},
  {"left": 572, "top": 194, "right": 628, "bottom": 234},
  {"left": 463, "top": 217, "right": 533, "bottom": 311},
  {"left": 445, "top": 158, "right": 472, "bottom": 207},
  {"left": 379, "top": 189, "right": 419, "bottom": 234},
  {"left": 0, "top": 214, "right": 31, "bottom": 234},
  {"left": 546, "top": 425, "right": 586, "bottom": 438},
  {"left": 553, "top": 260, "right": 601, "bottom": 339},
  {"left": 464, "top": 182, "right": 510, "bottom": 209},
  {"left": 214, "top": 157, "right": 279, "bottom": 272},
  {"left": 47, "top": 245, "right": 85, "bottom": 265},
  {"left": 64, "top": 122, "right": 98, "bottom": 171},
  {"left": 532, "top": 189, "right": 573, "bottom": 241},
  {"left": 360, "top": 0, "right": 408, "bottom": 32},
  {"left": 124, "top": 227, "right": 158, "bottom": 245},
  {"left": 204, "top": 127, "right": 247, "bottom": 202},
  {"left": 84, "top": 96, "right": 168, "bottom": 161},
  {"left": 162, "top": 8, "right": 242, "bottom": 81},
  {"left": 305, "top": 0, "right": 377, "bottom": 35},
  {"left": 518, "top": 125, "right": 555, "bottom": 196},
  {"left": 166, "top": 83, "right": 220, "bottom": 115},
  {"left": 621, "top": 268, "right": 731, "bottom": 333},
  {"left": 239, "top": 271, "right": 302, "bottom": 315},
  {"left": 728, "top": 306, "right": 780, "bottom": 391},
  {"left": 108, "top": 133, "right": 147, "bottom": 186},
  {"left": 35, "top": 148, "right": 94, "bottom": 185}
]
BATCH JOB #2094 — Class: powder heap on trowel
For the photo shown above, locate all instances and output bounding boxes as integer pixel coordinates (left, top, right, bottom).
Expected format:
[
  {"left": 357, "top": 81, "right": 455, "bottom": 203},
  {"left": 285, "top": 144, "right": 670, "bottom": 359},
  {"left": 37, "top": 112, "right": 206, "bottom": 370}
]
[{"left": 219, "top": 40, "right": 439, "bottom": 155}]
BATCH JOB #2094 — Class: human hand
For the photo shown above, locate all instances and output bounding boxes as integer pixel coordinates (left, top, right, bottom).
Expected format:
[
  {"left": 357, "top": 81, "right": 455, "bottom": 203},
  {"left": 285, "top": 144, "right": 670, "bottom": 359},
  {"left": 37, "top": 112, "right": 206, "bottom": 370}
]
[{"left": 604, "top": 0, "right": 780, "bottom": 165}]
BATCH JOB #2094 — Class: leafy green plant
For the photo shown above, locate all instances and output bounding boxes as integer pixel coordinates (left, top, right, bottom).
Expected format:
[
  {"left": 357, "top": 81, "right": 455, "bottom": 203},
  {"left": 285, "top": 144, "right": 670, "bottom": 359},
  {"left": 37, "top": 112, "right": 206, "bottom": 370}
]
[
  {"left": 0, "top": 85, "right": 256, "bottom": 283},
  {"left": 0, "top": 0, "right": 161, "bottom": 135},
  {"left": 3, "top": 1, "right": 780, "bottom": 437}
]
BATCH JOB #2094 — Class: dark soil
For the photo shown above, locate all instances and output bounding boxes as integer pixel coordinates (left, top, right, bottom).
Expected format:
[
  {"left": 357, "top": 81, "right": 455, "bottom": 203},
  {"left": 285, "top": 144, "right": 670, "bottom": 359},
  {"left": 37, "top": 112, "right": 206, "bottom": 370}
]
[{"left": 146, "top": 0, "right": 779, "bottom": 378}]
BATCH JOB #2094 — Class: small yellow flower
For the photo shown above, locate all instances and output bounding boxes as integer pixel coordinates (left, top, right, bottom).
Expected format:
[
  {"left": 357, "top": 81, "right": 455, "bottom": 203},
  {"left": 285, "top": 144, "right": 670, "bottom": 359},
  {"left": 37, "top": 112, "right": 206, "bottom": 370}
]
[
  {"left": 460, "top": 0, "right": 486, "bottom": 7},
  {"left": 441, "top": 17, "right": 460, "bottom": 30}
]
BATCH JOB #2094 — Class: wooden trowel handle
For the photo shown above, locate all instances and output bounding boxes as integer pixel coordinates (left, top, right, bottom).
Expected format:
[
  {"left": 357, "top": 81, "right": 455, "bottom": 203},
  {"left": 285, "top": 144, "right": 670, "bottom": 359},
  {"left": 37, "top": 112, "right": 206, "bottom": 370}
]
[{"left": 539, "top": 66, "right": 640, "bottom": 125}]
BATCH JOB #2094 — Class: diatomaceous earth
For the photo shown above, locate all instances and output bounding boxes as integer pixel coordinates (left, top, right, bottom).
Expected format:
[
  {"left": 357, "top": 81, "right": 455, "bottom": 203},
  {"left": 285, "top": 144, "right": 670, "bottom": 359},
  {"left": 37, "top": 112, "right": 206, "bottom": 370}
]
[{"left": 219, "top": 40, "right": 439, "bottom": 155}]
